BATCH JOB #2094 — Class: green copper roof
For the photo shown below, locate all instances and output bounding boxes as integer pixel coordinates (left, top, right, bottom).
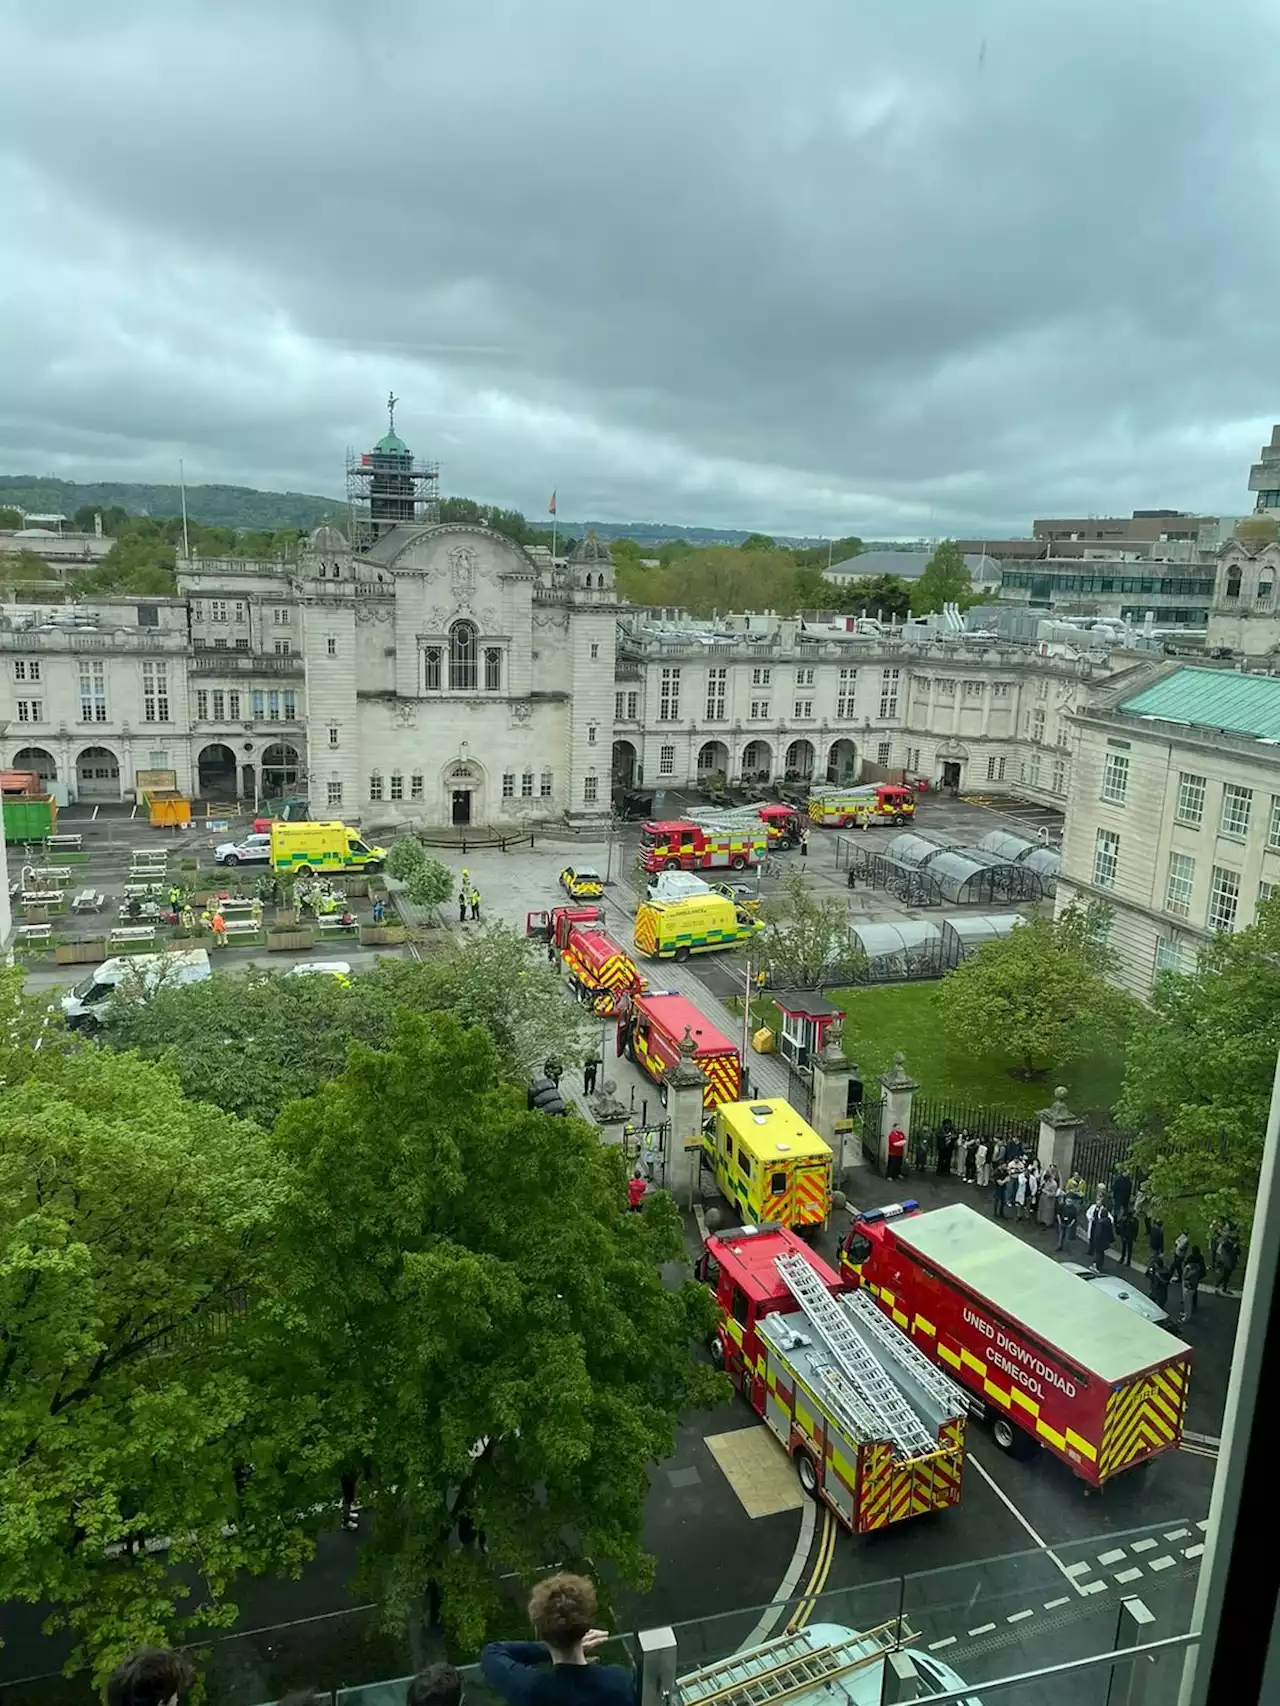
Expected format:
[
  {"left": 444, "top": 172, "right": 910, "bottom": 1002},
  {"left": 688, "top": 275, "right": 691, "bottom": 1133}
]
[
  {"left": 1119, "top": 666, "right": 1280, "bottom": 741},
  {"left": 374, "top": 430, "right": 409, "bottom": 454}
]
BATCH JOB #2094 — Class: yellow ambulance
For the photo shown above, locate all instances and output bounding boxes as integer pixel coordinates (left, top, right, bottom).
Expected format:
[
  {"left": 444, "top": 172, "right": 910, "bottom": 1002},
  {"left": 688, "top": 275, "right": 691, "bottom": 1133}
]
[
  {"left": 709, "top": 1098, "right": 833, "bottom": 1232},
  {"left": 633, "top": 892, "right": 762, "bottom": 960},
  {"left": 269, "top": 821, "right": 388, "bottom": 875}
]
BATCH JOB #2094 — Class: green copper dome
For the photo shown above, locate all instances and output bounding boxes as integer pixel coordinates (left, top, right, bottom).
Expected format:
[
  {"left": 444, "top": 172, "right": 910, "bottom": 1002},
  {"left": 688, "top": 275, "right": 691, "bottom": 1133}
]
[{"left": 374, "top": 429, "right": 409, "bottom": 454}]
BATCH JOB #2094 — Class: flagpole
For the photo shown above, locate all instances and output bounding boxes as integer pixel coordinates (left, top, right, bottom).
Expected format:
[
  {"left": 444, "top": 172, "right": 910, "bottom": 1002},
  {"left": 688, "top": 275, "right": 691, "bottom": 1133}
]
[
  {"left": 179, "top": 459, "right": 190, "bottom": 560},
  {"left": 550, "top": 488, "right": 558, "bottom": 564}
]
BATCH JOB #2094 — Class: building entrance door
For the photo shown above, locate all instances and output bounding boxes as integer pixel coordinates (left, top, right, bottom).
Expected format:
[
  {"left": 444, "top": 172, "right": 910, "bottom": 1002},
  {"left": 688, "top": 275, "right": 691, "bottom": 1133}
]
[
  {"left": 452, "top": 789, "right": 472, "bottom": 826},
  {"left": 941, "top": 760, "right": 962, "bottom": 793}
]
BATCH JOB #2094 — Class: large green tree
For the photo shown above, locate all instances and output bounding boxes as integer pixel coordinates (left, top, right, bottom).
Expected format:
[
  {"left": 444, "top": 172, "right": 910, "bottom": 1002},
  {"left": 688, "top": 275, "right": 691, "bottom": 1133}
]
[
  {"left": 103, "top": 938, "right": 592, "bottom": 1126},
  {"left": 268, "top": 1010, "right": 725, "bottom": 1650},
  {"left": 1117, "top": 900, "right": 1280, "bottom": 1240},
  {"left": 910, "top": 540, "right": 975, "bottom": 614},
  {"left": 837, "top": 572, "right": 913, "bottom": 620},
  {"left": 936, "top": 902, "right": 1131, "bottom": 1080},
  {"left": 0, "top": 1047, "right": 319, "bottom": 1684}
]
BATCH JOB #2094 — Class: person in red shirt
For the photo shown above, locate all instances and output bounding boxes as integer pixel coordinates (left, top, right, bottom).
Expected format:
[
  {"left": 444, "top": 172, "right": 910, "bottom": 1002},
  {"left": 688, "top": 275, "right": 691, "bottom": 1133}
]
[
  {"left": 627, "top": 1171, "right": 647, "bottom": 1211},
  {"left": 886, "top": 1126, "right": 906, "bottom": 1180}
]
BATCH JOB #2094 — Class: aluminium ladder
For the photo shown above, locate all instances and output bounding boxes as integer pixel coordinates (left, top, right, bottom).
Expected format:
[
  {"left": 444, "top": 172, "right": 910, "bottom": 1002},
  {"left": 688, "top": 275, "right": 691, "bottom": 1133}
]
[
  {"left": 842, "top": 1286, "right": 965, "bottom": 1417},
  {"left": 677, "top": 1621, "right": 913, "bottom": 1706},
  {"left": 774, "top": 1252, "right": 937, "bottom": 1458}
]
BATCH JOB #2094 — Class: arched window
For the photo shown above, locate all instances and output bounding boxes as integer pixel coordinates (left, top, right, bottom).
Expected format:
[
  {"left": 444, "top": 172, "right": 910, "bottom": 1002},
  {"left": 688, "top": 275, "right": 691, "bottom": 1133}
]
[
  {"left": 1227, "top": 566, "right": 1242, "bottom": 600},
  {"left": 597, "top": 573, "right": 605, "bottom": 590},
  {"left": 449, "top": 620, "right": 478, "bottom": 690}
]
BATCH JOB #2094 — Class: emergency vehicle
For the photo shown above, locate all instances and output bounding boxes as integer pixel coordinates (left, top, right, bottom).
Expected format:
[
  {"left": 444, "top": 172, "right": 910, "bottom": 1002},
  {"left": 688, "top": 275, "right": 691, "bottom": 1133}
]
[
  {"left": 688, "top": 802, "right": 806, "bottom": 848},
  {"left": 633, "top": 891, "right": 762, "bottom": 960},
  {"left": 622, "top": 990, "right": 742, "bottom": 1107},
  {"left": 841, "top": 1202, "right": 1192, "bottom": 1485},
  {"left": 698, "top": 1223, "right": 968, "bottom": 1533},
  {"left": 269, "top": 821, "right": 387, "bottom": 875},
  {"left": 807, "top": 785, "right": 915, "bottom": 828},
  {"left": 639, "top": 819, "right": 767, "bottom": 874},
  {"left": 708, "top": 1099, "right": 833, "bottom": 1231},
  {"left": 525, "top": 905, "right": 647, "bottom": 1015}
]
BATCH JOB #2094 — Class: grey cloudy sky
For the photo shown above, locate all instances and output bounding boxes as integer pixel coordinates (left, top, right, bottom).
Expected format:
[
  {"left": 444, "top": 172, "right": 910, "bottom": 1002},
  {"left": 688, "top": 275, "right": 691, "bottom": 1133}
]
[{"left": 3, "top": 0, "right": 1279, "bottom": 537}]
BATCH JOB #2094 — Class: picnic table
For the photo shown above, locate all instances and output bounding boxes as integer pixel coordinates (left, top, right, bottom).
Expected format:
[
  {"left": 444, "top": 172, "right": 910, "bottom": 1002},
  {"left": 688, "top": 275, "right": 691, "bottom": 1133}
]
[
  {"left": 71, "top": 889, "right": 104, "bottom": 913},
  {"left": 221, "top": 918, "right": 262, "bottom": 937},
  {"left": 316, "top": 915, "right": 358, "bottom": 933},
  {"left": 29, "top": 866, "right": 73, "bottom": 886},
  {"left": 46, "top": 834, "right": 84, "bottom": 852},
  {"left": 109, "top": 925, "right": 157, "bottom": 947},
  {"left": 123, "top": 881, "right": 165, "bottom": 899},
  {"left": 22, "top": 891, "right": 65, "bottom": 908},
  {"left": 18, "top": 923, "right": 52, "bottom": 942},
  {"left": 118, "top": 902, "right": 169, "bottom": 922},
  {"left": 218, "top": 898, "right": 260, "bottom": 916}
]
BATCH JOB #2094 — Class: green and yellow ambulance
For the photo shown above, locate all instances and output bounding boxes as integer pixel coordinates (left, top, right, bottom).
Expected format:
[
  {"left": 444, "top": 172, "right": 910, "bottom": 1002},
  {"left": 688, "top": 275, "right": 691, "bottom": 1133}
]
[
  {"left": 269, "top": 821, "right": 387, "bottom": 876},
  {"left": 633, "top": 892, "right": 762, "bottom": 960}
]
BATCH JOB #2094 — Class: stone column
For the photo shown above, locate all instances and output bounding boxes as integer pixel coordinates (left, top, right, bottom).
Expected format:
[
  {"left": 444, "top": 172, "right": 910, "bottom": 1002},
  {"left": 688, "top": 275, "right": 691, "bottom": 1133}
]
[
  {"left": 878, "top": 1052, "right": 919, "bottom": 1175},
  {"left": 811, "top": 1021, "right": 860, "bottom": 1180},
  {"left": 1037, "top": 1086, "right": 1084, "bottom": 1175},
  {"left": 665, "top": 1025, "right": 709, "bottom": 1210}
]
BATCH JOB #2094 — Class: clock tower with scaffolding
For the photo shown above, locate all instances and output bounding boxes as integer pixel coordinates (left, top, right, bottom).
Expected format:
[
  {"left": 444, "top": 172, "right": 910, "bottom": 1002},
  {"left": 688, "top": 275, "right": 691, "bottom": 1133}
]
[{"left": 345, "top": 392, "right": 440, "bottom": 547}]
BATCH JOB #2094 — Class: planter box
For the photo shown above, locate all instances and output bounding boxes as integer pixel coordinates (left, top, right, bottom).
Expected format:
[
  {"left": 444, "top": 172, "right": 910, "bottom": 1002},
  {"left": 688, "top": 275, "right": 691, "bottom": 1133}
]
[
  {"left": 55, "top": 940, "right": 107, "bottom": 964},
  {"left": 266, "top": 930, "right": 313, "bottom": 953},
  {"left": 341, "top": 877, "right": 370, "bottom": 898},
  {"left": 274, "top": 907, "right": 298, "bottom": 926},
  {"left": 359, "top": 924, "right": 406, "bottom": 946}
]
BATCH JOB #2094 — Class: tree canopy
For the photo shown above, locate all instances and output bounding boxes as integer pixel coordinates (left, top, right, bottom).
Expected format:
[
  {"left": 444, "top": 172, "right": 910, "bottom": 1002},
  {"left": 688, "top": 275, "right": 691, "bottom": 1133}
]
[
  {"left": 936, "top": 902, "right": 1132, "bottom": 1080},
  {"left": 0, "top": 1045, "right": 315, "bottom": 1682},
  {"left": 760, "top": 874, "right": 866, "bottom": 989},
  {"left": 910, "top": 540, "right": 975, "bottom": 615},
  {"left": 269, "top": 1010, "right": 724, "bottom": 1650},
  {"left": 1118, "top": 899, "right": 1280, "bottom": 1241}
]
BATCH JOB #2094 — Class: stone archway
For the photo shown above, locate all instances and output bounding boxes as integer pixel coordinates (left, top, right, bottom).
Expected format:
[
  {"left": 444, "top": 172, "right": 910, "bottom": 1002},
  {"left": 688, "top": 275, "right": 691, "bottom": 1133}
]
[
  {"left": 261, "top": 742, "right": 303, "bottom": 794},
  {"left": 785, "top": 738, "right": 816, "bottom": 781},
  {"left": 197, "top": 742, "right": 238, "bottom": 798},
  {"left": 827, "top": 738, "right": 858, "bottom": 784},
  {"left": 697, "top": 739, "right": 730, "bottom": 779},
  {"left": 442, "top": 758, "right": 485, "bottom": 828},
  {"left": 613, "top": 738, "right": 638, "bottom": 791},
  {"left": 11, "top": 746, "right": 57, "bottom": 786},
  {"left": 75, "top": 745, "right": 122, "bottom": 801},
  {"left": 741, "top": 739, "right": 772, "bottom": 781}
]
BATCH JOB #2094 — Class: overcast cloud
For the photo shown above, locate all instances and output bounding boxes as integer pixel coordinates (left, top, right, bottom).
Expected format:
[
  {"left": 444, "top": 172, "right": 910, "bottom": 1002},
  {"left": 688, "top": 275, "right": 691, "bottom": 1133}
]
[{"left": 3, "top": 0, "right": 1280, "bottom": 537}]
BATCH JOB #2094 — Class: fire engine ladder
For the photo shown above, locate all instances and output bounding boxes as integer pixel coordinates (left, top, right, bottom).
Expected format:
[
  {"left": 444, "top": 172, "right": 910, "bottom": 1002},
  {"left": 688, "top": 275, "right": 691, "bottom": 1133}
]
[
  {"left": 842, "top": 1286, "right": 965, "bottom": 1417},
  {"left": 677, "top": 1621, "right": 916, "bottom": 1706},
  {"left": 775, "top": 1253, "right": 937, "bottom": 1458}
]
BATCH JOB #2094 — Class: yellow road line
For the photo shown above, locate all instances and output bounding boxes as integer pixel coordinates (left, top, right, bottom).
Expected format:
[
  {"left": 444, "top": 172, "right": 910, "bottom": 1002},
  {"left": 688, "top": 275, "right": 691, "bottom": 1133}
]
[{"left": 788, "top": 1507, "right": 836, "bottom": 1631}]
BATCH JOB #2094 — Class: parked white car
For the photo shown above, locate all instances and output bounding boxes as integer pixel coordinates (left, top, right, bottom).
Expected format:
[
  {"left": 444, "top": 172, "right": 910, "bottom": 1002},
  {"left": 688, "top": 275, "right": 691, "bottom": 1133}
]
[
  {"left": 214, "top": 832, "right": 272, "bottom": 866},
  {"left": 1059, "top": 1262, "right": 1170, "bottom": 1327}
]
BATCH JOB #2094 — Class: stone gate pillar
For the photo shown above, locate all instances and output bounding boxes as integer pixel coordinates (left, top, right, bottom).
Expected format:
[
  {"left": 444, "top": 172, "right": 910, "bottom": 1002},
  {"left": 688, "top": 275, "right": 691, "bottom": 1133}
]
[
  {"left": 878, "top": 1051, "right": 919, "bottom": 1175},
  {"left": 665, "top": 1026, "right": 709, "bottom": 1211},
  {"left": 811, "top": 1020, "right": 860, "bottom": 1180},
  {"left": 1037, "top": 1085, "right": 1084, "bottom": 1176}
]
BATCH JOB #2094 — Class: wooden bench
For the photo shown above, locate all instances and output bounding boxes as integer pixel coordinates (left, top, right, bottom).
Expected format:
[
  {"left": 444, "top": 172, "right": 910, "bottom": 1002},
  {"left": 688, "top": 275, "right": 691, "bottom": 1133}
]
[
  {"left": 46, "top": 834, "right": 84, "bottom": 852},
  {"left": 109, "top": 925, "right": 157, "bottom": 947},
  {"left": 71, "top": 889, "right": 104, "bottom": 913},
  {"left": 18, "top": 923, "right": 52, "bottom": 942},
  {"left": 118, "top": 903, "right": 168, "bottom": 922},
  {"left": 220, "top": 918, "right": 262, "bottom": 937},
  {"left": 316, "top": 915, "right": 358, "bottom": 933},
  {"left": 29, "top": 867, "right": 73, "bottom": 886},
  {"left": 123, "top": 881, "right": 165, "bottom": 899},
  {"left": 218, "top": 898, "right": 260, "bottom": 916}
]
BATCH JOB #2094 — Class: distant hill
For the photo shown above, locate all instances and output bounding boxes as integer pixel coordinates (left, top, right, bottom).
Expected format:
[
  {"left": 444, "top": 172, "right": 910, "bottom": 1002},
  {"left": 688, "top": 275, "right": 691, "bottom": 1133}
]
[{"left": 0, "top": 476, "right": 342, "bottom": 531}]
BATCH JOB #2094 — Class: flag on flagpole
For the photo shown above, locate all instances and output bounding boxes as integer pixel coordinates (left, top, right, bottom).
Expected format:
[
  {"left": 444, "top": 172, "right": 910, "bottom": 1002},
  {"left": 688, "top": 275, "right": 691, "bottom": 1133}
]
[{"left": 548, "top": 490, "right": 557, "bottom": 516}]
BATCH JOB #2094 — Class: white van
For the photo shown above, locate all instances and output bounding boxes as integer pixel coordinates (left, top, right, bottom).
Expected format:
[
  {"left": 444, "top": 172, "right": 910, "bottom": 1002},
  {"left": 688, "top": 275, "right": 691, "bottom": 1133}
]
[
  {"left": 61, "top": 948, "right": 212, "bottom": 1028},
  {"left": 646, "top": 871, "right": 712, "bottom": 901}
]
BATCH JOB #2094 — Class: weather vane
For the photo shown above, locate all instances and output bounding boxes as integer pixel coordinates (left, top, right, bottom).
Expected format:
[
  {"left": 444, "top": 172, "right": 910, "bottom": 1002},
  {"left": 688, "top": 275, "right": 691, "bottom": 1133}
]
[{"left": 387, "top": 391, "right": 399, "bottom": 434}]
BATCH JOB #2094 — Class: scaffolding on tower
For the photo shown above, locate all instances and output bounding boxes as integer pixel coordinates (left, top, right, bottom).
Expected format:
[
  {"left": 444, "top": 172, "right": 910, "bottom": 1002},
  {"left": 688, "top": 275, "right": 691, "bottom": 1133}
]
[{"left": 345, "top": 391, "right": 440, "bottom": 548}]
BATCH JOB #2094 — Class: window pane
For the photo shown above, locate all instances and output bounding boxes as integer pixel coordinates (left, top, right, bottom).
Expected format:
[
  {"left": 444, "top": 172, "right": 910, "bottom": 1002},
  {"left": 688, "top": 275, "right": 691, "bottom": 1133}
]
[
  {"left": 1220, "top": 784, "right": 1253, "bottom": 839},
  {"left": 1165, "top": 852, "right": 1195, "bottom": 918},
  {"left": 1102, "top": 751, "right": 1129, "bottom": 803},
  {"left": 1208, "top": 865, "right": 1240, "bottom": 933},
  {"left": 1176, "top": 771, "right": 1205, "bottom": 825},
  {"left": 1093, "top": 828, "right": 1119, "bottom": 890}
]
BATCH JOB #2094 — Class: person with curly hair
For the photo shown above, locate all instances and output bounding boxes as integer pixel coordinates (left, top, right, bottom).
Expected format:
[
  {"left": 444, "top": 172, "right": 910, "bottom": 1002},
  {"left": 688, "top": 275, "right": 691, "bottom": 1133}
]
[{"left": 481, "top": 1573, "right": 637, "bottom": 1706}]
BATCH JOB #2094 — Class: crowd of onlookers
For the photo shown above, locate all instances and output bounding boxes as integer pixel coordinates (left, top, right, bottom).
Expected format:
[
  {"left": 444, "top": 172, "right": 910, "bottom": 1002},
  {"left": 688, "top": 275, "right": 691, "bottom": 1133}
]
[
  {"left": 892, "top": 1120, "right": 1240, "bottom": 1329},
  {"left": 103, "top": 1573, "right": 635, "bottom": 1706}
]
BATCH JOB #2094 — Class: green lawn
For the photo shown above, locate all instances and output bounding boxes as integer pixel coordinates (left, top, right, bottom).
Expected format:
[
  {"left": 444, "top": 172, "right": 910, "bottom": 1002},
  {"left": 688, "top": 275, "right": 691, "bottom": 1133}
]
[{"left": 821, "top": 982, "right": 1127, "bottom": 1122}]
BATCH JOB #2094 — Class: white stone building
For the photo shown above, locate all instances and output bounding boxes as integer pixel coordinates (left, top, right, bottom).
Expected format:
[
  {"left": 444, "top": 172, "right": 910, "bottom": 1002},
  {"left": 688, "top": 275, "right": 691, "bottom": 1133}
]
[{"left": 1056, "top": 664, "right": 1280, "bottom": 995}]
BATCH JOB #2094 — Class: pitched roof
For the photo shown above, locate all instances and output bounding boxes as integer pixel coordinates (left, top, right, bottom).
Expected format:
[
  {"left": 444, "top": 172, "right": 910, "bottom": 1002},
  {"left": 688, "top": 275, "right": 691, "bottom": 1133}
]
[{"left": 1119, "top": 666, "right": 1280, "bottom": 741}]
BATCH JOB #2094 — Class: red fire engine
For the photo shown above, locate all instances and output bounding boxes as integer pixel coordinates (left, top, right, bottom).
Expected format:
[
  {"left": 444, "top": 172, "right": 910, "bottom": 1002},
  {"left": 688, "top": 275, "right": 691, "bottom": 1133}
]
[
  {"left": 621, "top": 989, "right": 742, "bottom": 1107},
  {"left": 698, "top": 1222, "right": 968, "bottom": 1533},
  {"left": 639, "top": 820, "right": 767, "bottom": 875},
  {"left": 841, "top": 1202, "right": 1192, "bottom": 1486},
  {"left": 525, "top": 905, "right": 647, "bottom": 1015}
]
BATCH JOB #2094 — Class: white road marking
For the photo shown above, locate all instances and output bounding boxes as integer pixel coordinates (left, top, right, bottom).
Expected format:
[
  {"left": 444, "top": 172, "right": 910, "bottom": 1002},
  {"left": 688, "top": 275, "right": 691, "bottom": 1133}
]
[
  {"left": 1165, "top": 1528, "right": 1191, "bottom": 1541},
  {"left": 1183, "top": 1430, "right": 1222, "bottom": 1447},
  {"left": 1184, "top": 1545, "right": 1205, "bottom": 1560},
  {"left": 1131, "top": 1538, "right": 1158, "bottom": 1552},
  {"left": 1149, "top": 1556, "right": 1176, "bottom": 1571},
  {"left": 735, "top": 1495, "right": 818, "bottom": 1652},
  {"left": 1007, "top": 1609, "right": 1035, "bottom": 1623},
  {"left": 966, "top": 1452, "right": 1088, "bottom": 1595},
  {"left": 1098, "top": 1548, "right": 1127, "bottom": 1566},
  {"left": 1115, "top": 1568, "right": 1143, "bottom": 1584},
  {"left": 1064, "top": 1560, "right": 1093, "bottom": 1578},
  {"left": 928, "top": 1637, "right": 958, "bottom": 1652},
  {"left": 1197, "top": 1519, "right": 1209, "bottom": 1530},
  {"left": 969, "top": 1622, "right": 997, "bottom": 1637},
  {"left": 1081, "top": 1581, "right": 1107, "bottom": 1596},
  {"left": 1044, "top": 1596, "right": 1071, "bottom": 1611}
]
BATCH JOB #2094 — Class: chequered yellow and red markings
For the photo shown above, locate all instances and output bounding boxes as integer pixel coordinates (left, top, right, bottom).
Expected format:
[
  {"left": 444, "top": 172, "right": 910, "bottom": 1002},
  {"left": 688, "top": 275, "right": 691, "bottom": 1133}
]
[
  {"left": 700, "top": 1051, "right": 742, "bottom": 1109},
  {"left": 563, "top": 939, "right": 644, "bottom": 1014},
  {"left": 1099, "top": 1358, "right": 1189, "bottom": 1478},
  {"left": 791, "top": 1165, "right": 831, "bottom": 1226}
]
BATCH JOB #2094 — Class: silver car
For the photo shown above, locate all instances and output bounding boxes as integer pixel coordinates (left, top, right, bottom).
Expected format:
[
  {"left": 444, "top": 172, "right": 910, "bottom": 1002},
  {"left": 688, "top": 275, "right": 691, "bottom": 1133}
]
[
  {"left": 1059, "top": 1261, "right": 1170, "bottom": 1326},
  {"left": 214, "top": 832, "right": 272, "bottom": 866}
]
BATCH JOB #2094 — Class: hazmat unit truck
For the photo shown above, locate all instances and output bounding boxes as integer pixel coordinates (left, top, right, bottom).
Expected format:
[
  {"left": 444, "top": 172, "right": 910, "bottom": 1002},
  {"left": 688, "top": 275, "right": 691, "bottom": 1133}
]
[
  {"left": 525, "top": 904, "right": 647, "bottom": 1014},
  {"left": 698, "top": 1223, "right": 968, "bottom": 1533},
  {"left": 841, "top": 1202, "right": 1192, "bottom": 1485},
  {"left": 269, "top": 821, "right": 387, "bottom": 875}
]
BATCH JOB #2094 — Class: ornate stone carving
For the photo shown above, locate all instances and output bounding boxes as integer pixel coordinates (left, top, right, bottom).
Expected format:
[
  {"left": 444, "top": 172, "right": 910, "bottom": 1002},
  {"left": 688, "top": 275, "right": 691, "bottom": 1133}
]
[
  {"left": 449, "top": 546, "right": 478, "bottom": 602},
  {"left": 480, "top": 605, "right": 499, "bottom": 630},
  {"left": 426, "top": 605, "right": 450, "bottom": 631},
  {"left": 392, "top": 700, "right": 419, "bottom": 729},
  {"left": 510, "top": 702, "right": 533, "bottom": 725}
]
